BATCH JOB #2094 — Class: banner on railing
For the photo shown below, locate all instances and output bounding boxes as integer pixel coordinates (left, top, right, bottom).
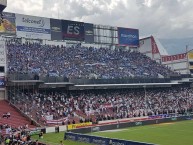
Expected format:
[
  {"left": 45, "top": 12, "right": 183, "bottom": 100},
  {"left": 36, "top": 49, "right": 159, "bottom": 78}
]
[
  {"left": 45, "top": 117, "right": 68, "bottom": 124},
  {"left": 44, "top": 115, "right": 53, "bottom": 120},
  {"left": 67, "top": 122, "right": 92, "bottom": 130}
]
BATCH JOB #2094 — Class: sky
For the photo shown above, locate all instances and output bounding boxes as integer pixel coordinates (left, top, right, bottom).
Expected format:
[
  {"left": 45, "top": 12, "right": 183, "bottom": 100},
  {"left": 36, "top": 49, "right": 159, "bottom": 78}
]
[{"left": 5, "top": 0, "right": 193, "bottom": 40}]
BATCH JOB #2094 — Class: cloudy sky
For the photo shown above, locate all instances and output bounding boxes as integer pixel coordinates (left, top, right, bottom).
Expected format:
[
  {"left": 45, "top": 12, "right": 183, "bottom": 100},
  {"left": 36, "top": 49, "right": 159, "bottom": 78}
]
[{"left": 4, "top": 0, "right": 193, "bottom": 39}]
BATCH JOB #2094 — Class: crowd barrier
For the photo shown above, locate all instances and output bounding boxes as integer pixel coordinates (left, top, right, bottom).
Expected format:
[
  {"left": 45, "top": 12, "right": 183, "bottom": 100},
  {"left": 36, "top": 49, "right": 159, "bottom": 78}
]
[
  {"left": 64, "top": 115, "right": 193, "bottom": 145},
  {"left": 7, "top": 73, "right": 172, "bottom": 84}
]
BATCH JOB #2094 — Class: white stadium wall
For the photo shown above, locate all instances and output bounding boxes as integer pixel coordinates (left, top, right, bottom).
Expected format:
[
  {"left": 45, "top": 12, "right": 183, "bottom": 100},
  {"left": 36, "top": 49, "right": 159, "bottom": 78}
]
[
  {"left": 139, "top": 36, "right": 190, "bottom": 74},
  {"left": 139, "top": 36, "right": 161, "bottom": 63},
  {"left": 139, "top": 36, "right": 152, "bottom": 58}
]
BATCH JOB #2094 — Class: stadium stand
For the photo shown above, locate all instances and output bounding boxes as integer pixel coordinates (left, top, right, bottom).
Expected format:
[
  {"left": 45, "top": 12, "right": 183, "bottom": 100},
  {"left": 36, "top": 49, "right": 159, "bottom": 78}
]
[
  {"left": 0, "top": 100, "right": 38, "bottom": 144},
  {"left": 8, "top": 85, "right": 193, "bottom": 126},
  {"left": 0, "top": 100, "right": 36, "bottom": 128},
  {"left": 1, "top": 2, "right": 193, "bottom": 145},
  {"left": 7, "top": 41, "right": 177, "bottom": 80},
  {"left": 1, "top": 40, "right": 192, "bottom": 144}
]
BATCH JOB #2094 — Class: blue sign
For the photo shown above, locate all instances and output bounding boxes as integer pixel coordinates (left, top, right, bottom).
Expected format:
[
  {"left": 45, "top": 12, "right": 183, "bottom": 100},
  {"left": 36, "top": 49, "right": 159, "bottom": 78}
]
[
  {"left": 16, "top": 26, "right": 50, "bottom": 34},
  {"left": 65, "top": 132, "right": 155, "bottom": 145},
  {"left": 118, "top": 27, "right": 139, "bottom": 46},
  {"left": 0, "top": 77, "right": 5, "bottom": 88}
]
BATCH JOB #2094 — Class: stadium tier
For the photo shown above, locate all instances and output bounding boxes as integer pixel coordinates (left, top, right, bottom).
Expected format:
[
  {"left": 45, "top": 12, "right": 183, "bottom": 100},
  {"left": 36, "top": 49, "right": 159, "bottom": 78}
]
[
  {"left": 7, "top": 86, "right": 193, "bottom": 126},
  {"left": 7, "top": 41, "right": 177, "bottom": 79}
]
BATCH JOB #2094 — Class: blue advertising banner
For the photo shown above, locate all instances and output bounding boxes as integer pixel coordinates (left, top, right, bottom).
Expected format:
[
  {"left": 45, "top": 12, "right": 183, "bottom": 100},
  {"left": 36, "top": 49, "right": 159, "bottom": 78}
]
[
  {"left": 0, "top": 77, "right": 5, "bottom": 88},
  {"left": 84, "top": 23, "right": 94, "bottom": 43},
  {"left": 91, "top": 136, "right": 108, "bottom": 145},
  {"left": 65, "top": 132, "right": 155, "bottom": 145},
  {"left": 118, "top": 27, "right": 139, "bottom": 46},
  {"left": 62, "top": 20, "right": 84, "bottom": 41}
]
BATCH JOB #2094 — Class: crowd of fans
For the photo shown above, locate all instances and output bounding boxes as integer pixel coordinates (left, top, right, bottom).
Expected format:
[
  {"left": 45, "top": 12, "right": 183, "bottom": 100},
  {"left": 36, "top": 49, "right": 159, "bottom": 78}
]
[
  {"left": 9, "top": 86, "right": 193, "bottom": 125},
  {"left": 0, "top": 123, "right": 48, "bottom": 145},
  {"left": 7, "top": 41, "right": 176, "bottom": 79},
  {"left": 0, "top": 124, "right": 33, "bottom": 145}
]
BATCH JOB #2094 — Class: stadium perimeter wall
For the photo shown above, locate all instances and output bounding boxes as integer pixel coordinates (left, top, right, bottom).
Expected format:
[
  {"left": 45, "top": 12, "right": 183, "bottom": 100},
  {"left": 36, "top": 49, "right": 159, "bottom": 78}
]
[{"left": 64, "top": 115, "right": 193, "bottom": 145}]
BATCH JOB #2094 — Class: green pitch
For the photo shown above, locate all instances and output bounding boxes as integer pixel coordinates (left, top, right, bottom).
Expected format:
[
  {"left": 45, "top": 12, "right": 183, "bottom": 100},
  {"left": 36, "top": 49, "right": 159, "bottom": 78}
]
[
  {"left": 92, "top": 120, "right": 193, "bottom": 145},
  {"left": 32, "top": 120, "right": 193, "bottom": 145}
]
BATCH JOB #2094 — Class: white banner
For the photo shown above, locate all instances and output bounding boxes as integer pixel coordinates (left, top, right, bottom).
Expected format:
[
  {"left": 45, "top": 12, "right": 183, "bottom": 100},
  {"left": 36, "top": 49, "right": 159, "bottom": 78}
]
[
  {"left": 44, "top": 115, "right": 53, "bottom": 121},
  {"left": 45, "top": 117, "right": 68, "bottom": 124},
  {"left": 16, "top": 14, "right": 51, "bottom": 40}
]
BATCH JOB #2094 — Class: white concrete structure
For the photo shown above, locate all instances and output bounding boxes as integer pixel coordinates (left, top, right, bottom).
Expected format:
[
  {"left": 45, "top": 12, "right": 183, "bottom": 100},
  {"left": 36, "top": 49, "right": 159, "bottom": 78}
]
[{"left": 139, "top": 35, "right": 189, "bottom": 74}]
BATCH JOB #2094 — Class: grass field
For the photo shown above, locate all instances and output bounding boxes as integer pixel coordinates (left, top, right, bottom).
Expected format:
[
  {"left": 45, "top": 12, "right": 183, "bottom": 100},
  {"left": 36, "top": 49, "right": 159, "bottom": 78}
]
[{"left": 32, "top": 120, "right": 193, "bottom": 145}]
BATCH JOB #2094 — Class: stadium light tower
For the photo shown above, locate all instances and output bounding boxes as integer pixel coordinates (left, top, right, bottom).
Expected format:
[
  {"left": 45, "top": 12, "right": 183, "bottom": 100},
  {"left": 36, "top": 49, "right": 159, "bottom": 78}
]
[{"left": 0, "top": 0, "right": 7, "bottom": 25}]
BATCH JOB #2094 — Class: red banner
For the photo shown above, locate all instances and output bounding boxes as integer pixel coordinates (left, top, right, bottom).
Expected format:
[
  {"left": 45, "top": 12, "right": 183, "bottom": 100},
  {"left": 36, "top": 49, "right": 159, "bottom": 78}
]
[{"left": 162, "top": 53, "right": 186, "bottom": 62}]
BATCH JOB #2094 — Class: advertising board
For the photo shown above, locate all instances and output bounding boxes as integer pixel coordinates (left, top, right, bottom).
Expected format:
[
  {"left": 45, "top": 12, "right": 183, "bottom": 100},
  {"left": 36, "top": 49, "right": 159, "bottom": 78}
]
[
  {"left": 0, "top": 77, "right": 5, "bottom": 88},
  {"left": 161, "top": 53, "right": 186, "bottom": 62},
  {"left": 62, "top": 20, "right": 84, "bottom": 41},
  {"left": 65, "top": 132, "right": 154, "bottom": 145},
  {"left": 50, "top": 18, "right": 62, "bottom": 40},
  {"left": 118, "top": 27, "right": 139, "bottom": 46},
  {"left": 67, "top": 122, "right": 92, "bottom": 130},
  {"left": 16, "top": 14, "right": 51, "bottom": 40},
  {"left": 84, "top": 23, "right": 94, "bottom": 43},
  {"left": 0, "top": 12, "right": 16, "bottom": 35},
  {"left": 188, "top": 52, "right": 193, "bottom": 60},
  {"left": 70, "top": 115, "right": 193, "bottom": 134}
]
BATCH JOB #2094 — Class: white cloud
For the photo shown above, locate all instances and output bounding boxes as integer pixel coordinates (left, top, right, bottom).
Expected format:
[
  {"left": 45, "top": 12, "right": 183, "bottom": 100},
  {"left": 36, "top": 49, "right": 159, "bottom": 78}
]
[{"left": 4, "top": 0, "right": 193, "bottom": 39}]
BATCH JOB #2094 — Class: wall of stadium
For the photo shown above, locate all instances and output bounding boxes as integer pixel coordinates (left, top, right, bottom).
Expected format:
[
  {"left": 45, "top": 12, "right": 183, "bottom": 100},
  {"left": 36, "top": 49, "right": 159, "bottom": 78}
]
[
  {"left": 0, "top": 40, "right": 6, "bottom": 100},
  {"left": 139, "top": 36, "right": 152, "bottom": 56},
  {"left": 139, "top": 36, "right": 161, "bottom": 63},
  {"left": 139, "top": 36, "right": 191, "bottom": 74}
]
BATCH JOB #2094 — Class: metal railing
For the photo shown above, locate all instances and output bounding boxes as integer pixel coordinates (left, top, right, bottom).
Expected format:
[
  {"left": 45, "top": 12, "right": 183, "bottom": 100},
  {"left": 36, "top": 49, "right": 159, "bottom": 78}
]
[{"left": 7, "top": 73, "right": 183, "bottom": 85}]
